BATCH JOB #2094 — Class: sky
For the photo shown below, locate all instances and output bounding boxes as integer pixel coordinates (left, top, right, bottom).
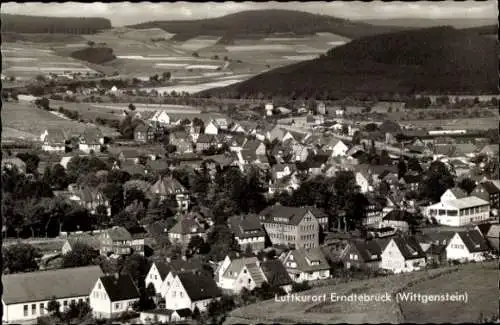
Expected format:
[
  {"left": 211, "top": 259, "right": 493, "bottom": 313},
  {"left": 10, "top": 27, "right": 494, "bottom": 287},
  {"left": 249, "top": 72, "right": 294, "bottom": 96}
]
[{"left": 2, "top": 1, "right": 497, "bottom": 26}]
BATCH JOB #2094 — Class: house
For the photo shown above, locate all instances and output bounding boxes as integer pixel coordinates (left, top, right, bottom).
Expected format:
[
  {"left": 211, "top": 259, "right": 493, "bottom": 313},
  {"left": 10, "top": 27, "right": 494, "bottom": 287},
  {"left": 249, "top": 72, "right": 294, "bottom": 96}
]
[
  {"left": 99, "top": 226, "right": 134, "bottom": 256},
  {"left": 399, "top": 174, "right": 422, "bottom": 192},
  {"left": 259, "top": 205, "right": 327, "bottom": 249},
  {"left": 150, "top": 176, "right": 190, "bottom": 211},
  {"left": 145, "top": 262, "right": 172, "bottom": 294},
  {"left": 291, "top": 143, "right": 310, "bottom": 162},
  {"left": 363, "top": 197, "right": 385, "bottom": 226},
  {"left": 279, "top": 247, "right": 331, "bottom": 283},
  {"left": 272, "top": 164, "right": 295, "bottom": 180},
  {"left": 440, "top": 187, "right": 468, "bottom": 202},
  {"left": 140, "top": 309, "right": 191, "bottom": 324},
  {"left": 324, "top": 138, "right": 349, "bottom": 157},
  {"left": 61, "top": 233, "right": 101, "bottom": 255},
  {"left": 341, "top": 240, "right": 383, "bottom": 271},
  {"left": 379, "top": 236, "right": 426, "bottom": 274},
  {"left": 228, "top": 215, "right": 266, "bottom": 252},
  {"left": 228, "top": 134, "right": 248, "bottom": 152},
  {"left": 425, "top": 196, "right": 490, "bottom": 226},
  {"left": 169, "top": 130, "right": 193, "bottom": 154},
  {"left": 1, "top": 157, "right": 27, "bottom": 174},
  {"left": 134, "top": 123, "right": 156, "bottom": 143},
  {"left": 355, "top": 170, "right": 372, "bottom": 193},
  {"left": 196, "top": 134, "right": 218, "bottom": 151},
  {"left": 90, "top": 273, "right": 140, "bottom": 319},
  {"left": 68, "top": 185, "right": 110, "bottom": 216},
  {"left": 229, "top": 122, "right": 246, "bottom": 134},
  {"left": 379, "top": 210, "right": 412, "bottom": 233},
  {"left": 479, "top": 223, "right": 499, "bottom": 252},
  {"left": 204, "top": 119, "right": 229, "bottom": 135},
  {"left": 2, "top": 266, "right": 104, "bottom": 323},
  {"left": 168, "top": 216, "right": 207, "bottom": 246},
  {"left": 260, "top": 259, "right": 293, "bottom": 293},
  {"left": 471, "top": 181, "right": 500, "bottom": 209},
  {"left": 265, "top": 103, "right": 274, "bottom": 116},
  {"left": 239, "top": 140, "right": 267, "bottom": 164},
  {"left": 316, "top": 102, "right": 326, "bottom": 115},
  {"left": 268, "top": 172, "right": 301, "bottom": 196},
  {"left": 41, "top": 128, "right": 67, "bottom": 152},
  {"left": 445, "top": 230, "right": 490, "bottom": 262},
  {"left": 163, "top": 271, "right": 222, "bottom": 312},
  {"left": 150, "top": 111, "right": 171, "bottom": 125},
  {"left": 79, "top": 128, "right": 104, "bottom": 153},
  {"left": 215, "top": 256, "right": 267, "bottom": 293},
  {"left": 479, "top": 144, "right": 499, "bottom": 157}
]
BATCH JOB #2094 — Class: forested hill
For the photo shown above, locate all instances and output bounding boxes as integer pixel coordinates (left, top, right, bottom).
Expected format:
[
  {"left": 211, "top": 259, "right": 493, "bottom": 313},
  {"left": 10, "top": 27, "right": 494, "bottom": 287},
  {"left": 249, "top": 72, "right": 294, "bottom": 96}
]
[
  {"left": 128, "top": 9, "right": 410, "bottom": 43},
  {"left": 0, "top": 14, "right": 111, "bottom": 34},
  {"left": 198, "top": 26, "right": 498, "bottom": 99}
]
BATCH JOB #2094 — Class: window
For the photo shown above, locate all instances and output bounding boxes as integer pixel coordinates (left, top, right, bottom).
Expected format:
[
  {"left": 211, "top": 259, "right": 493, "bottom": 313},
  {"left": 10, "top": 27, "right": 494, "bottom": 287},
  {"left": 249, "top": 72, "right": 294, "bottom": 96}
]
[
  {"left": 180, "top": 292, "right": 183, "bottom": 298},
  {"left": 172, "top": 291, "right": 176, "bottom": 298},
  {"left": 115, "top": 303, "right": 121, "bottom": 310},
  {"left": 71, "top": 299, "right": 76, "bottom": 305},
  {"left": 24, "top": 305, "right": 28, "bottom": 317},
  {"left": 40, "top": 303, "right": 45, "bottom": 315},
  {"left": 79, "top": 299, "right": 83, "bottom": 303},
  {"left": 154, "top": 275, "right": 157, "bottom": 280},
  {"left": 63, "top": 301, "right": 68, "bottom": 307},
  {"left": 32, "top": 304, "right": 36, "bottom": 315},
  {"left": 98, "top": 283, "right": 102, "bottom": 289}
]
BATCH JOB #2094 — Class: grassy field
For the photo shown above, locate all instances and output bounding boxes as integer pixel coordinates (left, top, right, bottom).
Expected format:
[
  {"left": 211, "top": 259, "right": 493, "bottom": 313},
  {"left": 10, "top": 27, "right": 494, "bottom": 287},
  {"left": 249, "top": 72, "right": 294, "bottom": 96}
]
[
  {"left": 405, "top": 117, "right": 499, "bottom": 130},
  {"left": 225, "top": 262, "right": 498, "bottom": 324},
  {"left": 1, "top": 101, "right": 118, "bottom": 139}
]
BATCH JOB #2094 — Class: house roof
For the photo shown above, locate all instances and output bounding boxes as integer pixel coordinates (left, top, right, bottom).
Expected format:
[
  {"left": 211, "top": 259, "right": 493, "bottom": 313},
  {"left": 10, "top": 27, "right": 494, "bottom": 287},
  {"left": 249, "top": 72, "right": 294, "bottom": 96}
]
[
  {"left": 259, "top": 205, "right": 325, "bottom": 226},
  {"left": 260, "top": 259, "right": 293, "bottom": 287},
  {"left": 151, "top": 262, "right": 171, "bottom": 280},
  {"left": 478, "top": 181, "right": 500, "bottom": 195},
  {"left": 228, "top": 215, "right": 266, "bottom": 239},
  {"left": 67, "top": 233, "right": 101, "bottom": 251},
  {"left": 197, "top": 133, "right": 217, "bottom": 144},
  {"left": 168, "top": 258, "right": 204, "bottom": 274},
  {"left": 284, "top": 247, "right": 330, "bottom": 272},
  {"left": 349, "top": 240, "right": 382, "bottom": 262},
  {"left": 475, "top": 223, "right": 493, "bottom": 237},
  {"left": 150, "top": 176, "right": 186, "bottom": 196},
  {"left": 390, "top": 236, "right": 426, "bottom": 260},
  {"left": 2, "top": 265, "right": 104, "bottom": 305},
  {"left": 480, "top": 144, "right": 499, "bottom": 155},
  {"left": 177, "top": 272, "right": 221, "bottom": 302},
  {"left": 383, "top": 210, "right": 413, "bottom": 222},
  {"left": 106, "top": 226, "right": 132, "bottom": 241},
  {"left": 44, "top": 128, "right": 68, "bottom": 144},
  {"left": 169, "top": 217, "right": 205, "bottom": 235},
  {"left": 456, "top": 230, "right": 490, "bottom": 253},
  {"left": 222, "top": 256, "right": 260, "bottom": 279},
  {"left": 175, "top": 308, "right": 192, "bottom": 317},
  {"left": 100, "top": 274, "right": 140, "bottom": 302},
  {"left": 447, "top": 187, "right": 469, "bottom": 199},
  {"left": 81, "top": 128, "right": 103, "bottom": 145}
]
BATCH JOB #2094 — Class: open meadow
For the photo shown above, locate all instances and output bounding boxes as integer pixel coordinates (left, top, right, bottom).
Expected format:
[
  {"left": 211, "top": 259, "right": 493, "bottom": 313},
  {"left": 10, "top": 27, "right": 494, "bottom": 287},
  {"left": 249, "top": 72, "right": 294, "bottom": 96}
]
[
  {"left": 1, "top": 101, "right": 118, "bottom": 139},
  {"left": 224, "top": 262, "right": 498, "bottom": 324}
]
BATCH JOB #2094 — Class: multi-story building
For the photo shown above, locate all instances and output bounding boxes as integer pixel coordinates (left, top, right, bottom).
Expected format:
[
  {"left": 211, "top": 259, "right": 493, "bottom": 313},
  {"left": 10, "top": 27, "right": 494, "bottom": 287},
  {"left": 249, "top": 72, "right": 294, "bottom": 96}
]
[
  {"left": 227, "top": 214, "right": 266, "bottom": 252},
  {"left": 425, "top": 196, "right": 490, "bottom": 226}
]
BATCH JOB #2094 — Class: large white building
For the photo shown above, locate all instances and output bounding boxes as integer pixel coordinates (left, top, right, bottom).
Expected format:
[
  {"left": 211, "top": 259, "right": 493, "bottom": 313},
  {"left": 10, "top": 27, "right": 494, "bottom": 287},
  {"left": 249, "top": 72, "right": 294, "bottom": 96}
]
[
  {"left": 89, "top": 274, "right": 140, "bottom": 319},
  {"left": 445, "top": 230, "right": 491, "bottom": 262},
  {"left": 426, "top": 196, "right": 490, "bottom": 226},
  {"left": 2, "top": 266, "right": 103, "bottom": 323}
]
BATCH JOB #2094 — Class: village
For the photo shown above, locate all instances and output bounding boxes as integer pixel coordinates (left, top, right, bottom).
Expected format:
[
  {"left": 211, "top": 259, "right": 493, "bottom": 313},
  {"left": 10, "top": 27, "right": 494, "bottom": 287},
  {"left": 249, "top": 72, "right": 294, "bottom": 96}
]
[{"left": 2, "top": 94, "right": 499, "bottom": 324}]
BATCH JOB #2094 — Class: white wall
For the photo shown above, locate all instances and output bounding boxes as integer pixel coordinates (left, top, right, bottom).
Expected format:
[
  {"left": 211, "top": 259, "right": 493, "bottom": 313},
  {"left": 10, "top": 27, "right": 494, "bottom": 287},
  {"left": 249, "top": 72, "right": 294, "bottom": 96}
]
[
  {"left": 164, "top": 276, "right": 192, "bottom": 311},
  {"left": 446, "top": 234, "right": 487, "bottom": 262},
  {"left": 380, "top": 240, "right": 426, "bottom": 274},
  {"left": 204, "top": 123, "right": 218, "bottom": 135},
  {"left": 145, "top": 264, "right": 164, "bottom": 295}
]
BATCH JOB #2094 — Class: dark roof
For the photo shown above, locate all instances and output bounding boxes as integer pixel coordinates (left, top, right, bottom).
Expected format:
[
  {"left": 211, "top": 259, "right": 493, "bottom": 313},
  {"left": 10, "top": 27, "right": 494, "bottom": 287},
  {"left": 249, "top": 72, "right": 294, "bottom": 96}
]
[
  {"left": 153, "top": 262, "right": 171, "bottom": 280},
  {"left": 475, "top": 223, "right": 493, "bottom": 237},
  {"left": 350, "top": 240, "right": 382, "bottom": 262},
  {"left": 175, "top": 308, "right": 192, "bottom": 317},
  {"left": 391, "top": 236, "right": 426, "bottom": 260},
  {"left": 100, "top": 274, "right": 140, "bottom": 302},
  {"left": 169, "top": 217, "right": 205, "bottom": 235},
  {"left": 177, "top": 272, "right": 221, "bottom": 301},
  {"left": 260, "top": 259, "right": 293, "bottom": 287},
  {"left": 383, "top": 210, "right": 413, "bottom": 222},
  {"left": 106, "top": 226, "right": 132, "bottom": 241},
  {"left": 168, "top": 258, "right": 204, "bottom": 273},
  {"left": 228, "top": 215, "right": 266, "bottom": 239},
  {"left": 457, "top": 230, "right": 490, "bottom": 253},
  {"left": 81, "top": 128, "right": 103, "bottom": 144},
  {"left": 479, "top": 181, "right": 500, "bottom": 195},
  {"left": 259, "top": 205, "right": 326, "bottom": 226}
]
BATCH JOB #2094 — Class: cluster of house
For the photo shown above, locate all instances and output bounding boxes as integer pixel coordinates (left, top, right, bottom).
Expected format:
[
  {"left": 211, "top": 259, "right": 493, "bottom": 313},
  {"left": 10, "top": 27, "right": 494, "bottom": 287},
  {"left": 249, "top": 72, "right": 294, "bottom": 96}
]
[{"left": 40, "top": 127, "right": 105, "bottom": 153}]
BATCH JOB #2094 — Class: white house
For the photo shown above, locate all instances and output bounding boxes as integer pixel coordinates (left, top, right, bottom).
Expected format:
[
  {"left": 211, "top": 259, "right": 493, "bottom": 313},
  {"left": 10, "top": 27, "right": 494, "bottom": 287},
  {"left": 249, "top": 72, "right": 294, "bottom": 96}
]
[
  {"left": 279, "top": 247, "right": 331, "bottom": 283},
  {"left": 326, "top": 139, "right": 349, "bottom": 157},
  {"left": 378, "top": 210, "right": 411, "bottom": 233},
  {"left": 2, "top": 266, "right": 103, "bottom": 323},
  {"left": 79, "top": 128, "right": 104, "bottom": 154},
  {"left": 265, "top": 103, "right": 274, "bottom": 116},
  {"left": 227, "top": 215, "right": 266, "bottom": 253},
  {"left": 204, "top": 120, "right": 219, "bottom": 135},
  {"left": 163, "top": 271, "right": 222, "bottom": 312},
  {"left": 440, "top": 187, "right": 468, "bottom": 202},
  {"left": 140, "top": 309, "right": 191, "bottom": 324},
  {"left": 425, "top": 196, "right": 490, "bottom": 226},
  {"left": 215, "top": 256, "right": 267, "bottom": 293},
  {"left": 150, "top": 111, "right": 171, "bottom": 125},
  {"left": 90, "top": 274, "right": 140, "bottom": 319},
  {"left": 145, "top": 262, "right": 172, "bottom": 294},
  {"left": 445, "top": 230, "right": 490, "bottom": 262},
  {"left": 379, "top": 236, "right": 426, "bottom": 274},
  {"left": 355, "top": 171, "right": 372, "bottom": 193}
]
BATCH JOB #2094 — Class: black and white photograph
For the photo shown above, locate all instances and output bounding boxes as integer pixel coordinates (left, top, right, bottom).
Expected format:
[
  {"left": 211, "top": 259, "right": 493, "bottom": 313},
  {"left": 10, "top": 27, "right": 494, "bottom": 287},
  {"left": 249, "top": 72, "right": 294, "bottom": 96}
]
[{"left": 1, "top": 1, "right": 499, "bottom": 324}]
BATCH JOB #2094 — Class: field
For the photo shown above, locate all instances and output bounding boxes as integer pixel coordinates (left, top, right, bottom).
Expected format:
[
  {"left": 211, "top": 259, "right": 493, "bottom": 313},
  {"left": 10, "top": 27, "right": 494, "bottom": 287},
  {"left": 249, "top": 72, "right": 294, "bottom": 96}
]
[
  {"left": 1, "top": 101, "right": 118, "bottom": 140},
  {"left": 1, "top": 43, "right": 98, "bottom": 79},
  {"left": 224, "top": 262, "right": 498, "bottom": 324},
  {"left": 405, "top": 117, "right": 499, "bottom": 130}
]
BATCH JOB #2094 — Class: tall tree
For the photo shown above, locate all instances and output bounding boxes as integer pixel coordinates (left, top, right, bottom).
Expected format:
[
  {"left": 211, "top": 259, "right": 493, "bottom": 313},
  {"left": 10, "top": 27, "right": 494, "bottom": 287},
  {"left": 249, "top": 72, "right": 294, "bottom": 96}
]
[{"left": 3, "top": 243, "right": 42, "bottom": 273}]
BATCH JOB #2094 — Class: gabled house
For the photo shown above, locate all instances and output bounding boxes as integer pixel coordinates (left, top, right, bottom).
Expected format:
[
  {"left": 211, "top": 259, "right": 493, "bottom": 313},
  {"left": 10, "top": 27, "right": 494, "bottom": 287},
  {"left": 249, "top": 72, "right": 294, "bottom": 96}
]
[
  {"left": 268, "top": 172, "right": 301, "bottom": 196},
  {"left": 196, "top": 134, "right": 218, "bottom": 152},
  {"left": 79, "top": 128, "right": 104, "bottom": 153},
  {"left": 227, "top": 215, "right": 266, "bottom": 253},
  {"left": 440, "top": 187, "right": 468, "bottom": 202},
  {"left": 169, "top": 130, "right": 193, "bottom": 154},
  {"left": 99, "top": 226, "right": 134, "bottom": 256},
  {"left": 399, "top": 174, "right": 422, "bottom": 192},
  {"left": 204, "top": 120, "right": 222, "bottom": 135},
  {"left": 239, "top": 140, "right": 267, "bottom": 165},
  {"left": 164, "top": 271, "right": 222, "bottom": 312},
  {"left": 259, "top": 205, "right": 327, "bottom": 249},
  {"left": 479, "top": 144, "right": 499, "bottom": 157},
  {"left": 140, "top": 309, "right": 191, "bottom": 324},
  {"left": 341, "top": 240, "right": 383, "bottom": 271},
  {"left": 279, "top": 247, "right": 331, "bottom": 283},
  {"left": 145, "top": 261, "right": 172, "bottom": 294},
  {"left": 446, "top": 230, "right": 490, "bottom": 262},
  {"left": 425, "top": 196, "right": 490, "bottom": 226},
  {"left": 61, "top": 233, "right": 101, "bottom": 255},
  {"left": 134, "top": 123, "right": 156, "bottom": 143},
  {"left": 272, "top": 164, "right": 295, "bottom": 180},
  {"left": 168, "top": 216, "right": 207, "bottom": 246},
  {"left": 150, "top": 176, "right": 190, "bottom": 211},
  {"left": 67, "top": 185, "right": 110, "bottom": 216},
  {"left": 260, "top": 259, "right": 293, "bottom": 293},
  {"left": 474, "top": 223, "right": 499, "bottom": 252},
  {"left": 2, "top": 266, "right": 104, "bottom": 323},
  {"left": 215, "top": 256, "right": 267, "bottom": 293},
  {"left": 41, "top": 128, "right": 68, "bottom": 152},
  {"left": 323, "top": 138, "right": 349, "bottom": 157},
  {"left": 379, "top": 210, "right": 413, "bottom": 233},
  {"left": 149, "top": 111, "right": 171, "bottom": 125},
  {"left": 379, "top": 236, "right": 426, "bottom": 274},
  {"left": 228, "top": 134, "right": 248, "bottom": 152},
  {"left": 90, "top": 274, "right": 140, "bottom": 319},
  {"left": 471, "top": 181, "right": 500, "bottom": 209}
]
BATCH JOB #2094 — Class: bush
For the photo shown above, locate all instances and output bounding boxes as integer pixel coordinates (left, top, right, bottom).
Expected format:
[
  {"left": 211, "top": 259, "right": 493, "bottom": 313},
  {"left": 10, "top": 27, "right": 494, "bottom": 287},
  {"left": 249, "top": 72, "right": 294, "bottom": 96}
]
[{"left": 292, "top": 281, "right": 311, "bottom": 292}]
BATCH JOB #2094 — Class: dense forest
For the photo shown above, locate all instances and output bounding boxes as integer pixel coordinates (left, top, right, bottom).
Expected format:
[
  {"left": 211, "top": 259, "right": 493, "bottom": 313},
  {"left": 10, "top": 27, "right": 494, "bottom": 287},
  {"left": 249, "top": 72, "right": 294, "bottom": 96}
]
[
  {"left": 1, "top": 14, "right": 111, "bottom": 34},
  {"left": 70, "top": 47, "right": 116, "bottom": 64},
  {"left": 198, "top": 27, "right": 498, "bottom": 100},
  {"left": 128, "top": 9, "right": 410, "bottom": 43}
]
